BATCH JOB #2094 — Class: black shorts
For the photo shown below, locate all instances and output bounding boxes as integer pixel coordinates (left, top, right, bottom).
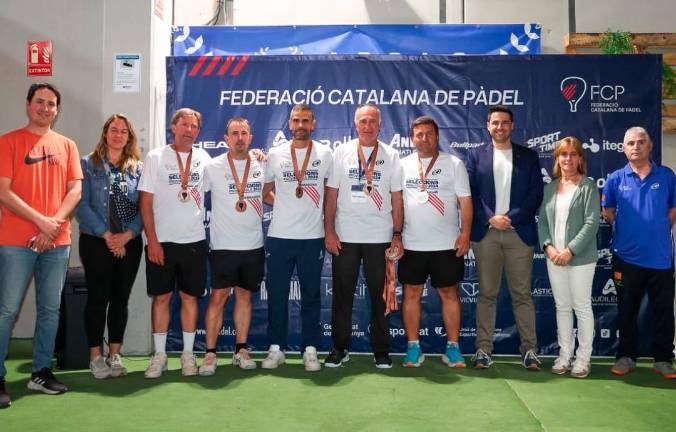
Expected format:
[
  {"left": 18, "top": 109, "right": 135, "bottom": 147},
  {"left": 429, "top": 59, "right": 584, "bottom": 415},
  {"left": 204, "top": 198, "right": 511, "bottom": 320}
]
[
  {"left": 398, "top": 249, "right": 464, "bottom": 288},
  {"left": 146, "top": 240, "right": 208, "bottom": 297},
  {"left": 210, "top": 248, "right": 264, "bottom": 292}
]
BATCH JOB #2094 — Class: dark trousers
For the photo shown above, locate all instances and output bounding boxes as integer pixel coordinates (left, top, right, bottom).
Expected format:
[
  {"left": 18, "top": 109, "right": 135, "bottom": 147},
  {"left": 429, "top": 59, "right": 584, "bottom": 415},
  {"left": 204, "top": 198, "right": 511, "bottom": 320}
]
[
  {"left": 265, "top": 237, "right": 324, "bottom": 350},
  {"left": 79, "top": 233, "right": 143, "bottom": 348},
  {"left": 331, "top": 242, "right": 390, "bottom": 353},
  {"left": 613, "top": 255, "right": 675, "bottom": 362}
]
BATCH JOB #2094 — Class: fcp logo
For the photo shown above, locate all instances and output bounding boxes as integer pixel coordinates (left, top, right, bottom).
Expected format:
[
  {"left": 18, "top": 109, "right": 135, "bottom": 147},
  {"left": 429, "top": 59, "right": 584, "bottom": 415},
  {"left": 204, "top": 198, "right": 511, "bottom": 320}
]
[{"left": 560, "top": 76, "right": 587, "bottom": 112}]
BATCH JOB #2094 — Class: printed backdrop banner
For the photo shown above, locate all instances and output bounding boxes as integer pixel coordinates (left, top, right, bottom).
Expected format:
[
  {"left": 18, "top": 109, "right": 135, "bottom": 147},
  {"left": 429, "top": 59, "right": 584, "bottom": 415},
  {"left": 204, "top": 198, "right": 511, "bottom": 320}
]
[
  {"left": 172, "top": 24, "right": 541, "bottom": 57},
  {"left": 166, "top": 54, "right": 662, "bottom": 356}
]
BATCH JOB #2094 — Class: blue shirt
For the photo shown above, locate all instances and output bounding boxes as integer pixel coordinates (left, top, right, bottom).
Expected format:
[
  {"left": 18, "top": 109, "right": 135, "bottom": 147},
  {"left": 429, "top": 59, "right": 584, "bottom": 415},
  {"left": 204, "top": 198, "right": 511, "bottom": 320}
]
[{"left": 602, "top": 163, "right": 675, "bottom": 269}]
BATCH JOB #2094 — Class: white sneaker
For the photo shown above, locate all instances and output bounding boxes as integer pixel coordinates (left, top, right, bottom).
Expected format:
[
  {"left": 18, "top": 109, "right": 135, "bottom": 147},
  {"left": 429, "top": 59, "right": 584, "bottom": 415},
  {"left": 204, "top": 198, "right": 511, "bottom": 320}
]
[
  {"left": 232, "top": 349, "right": 257, "bottom": 370},
  {"left": 108, "top": 354, "right": 128, "bottom": 377},
  {"left": 261, "top": 344, "right": 285, "bottom": 369},
  {"left": 551, "top": 356, "right": 573, "bottom": 375},
  {"left": 144, "top": 352, "right": 168, "bottom": 379},
  {"left": 90, "top": 355, "right": 111, "bottom": 379},
  {"left": 303, "top": 346, "right": 321, "bottom": 372},
  {"left": 198, "top": 352, "right": 218, "bottom": 376},
  {"left": 181, "top": 352, "right": 198, "bottom": 376},
  {"left": 571, "top": 360, "right": 591, "bottom": 378}
]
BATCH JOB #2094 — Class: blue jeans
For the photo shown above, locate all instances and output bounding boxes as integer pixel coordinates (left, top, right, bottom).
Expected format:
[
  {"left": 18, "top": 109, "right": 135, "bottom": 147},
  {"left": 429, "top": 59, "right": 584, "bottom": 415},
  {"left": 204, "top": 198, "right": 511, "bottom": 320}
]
[
  {"left": 0, "top": 245, "right": 70, "bottom": 378},
  {"left": 265, "top": 237, "right": 324, "bottom": 351}
]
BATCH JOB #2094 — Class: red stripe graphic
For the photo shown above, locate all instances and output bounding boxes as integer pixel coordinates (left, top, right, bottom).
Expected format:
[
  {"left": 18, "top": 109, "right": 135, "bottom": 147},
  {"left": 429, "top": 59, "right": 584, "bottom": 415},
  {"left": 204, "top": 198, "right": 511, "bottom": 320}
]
[
  {"left": 248, "top": 198, "right": 263, "bottom": 217},
  {"left": 201, "top": 56, "right": 222, "bottom": 76},
  {"left": 371, "top": 188, "right": 383, "bottom": 211},
  {"left": 189, "top": 187, "right": 202, "bottom": 209},
  {"left": 562, "top": 84, "right": 576, "bottom": 101},
  {"left": 427, "top": 192, "right": 445, "bottom": 215},
  {"left": 231, "top": 55, "right": 250, "bottom": 76},
  {"left": 303, "top": 186, "right": 321, "bottom": 208},
  {"left": 188, "top": 56, "right": 208, "bottom": 76},
  {"left": 216, "top": 56, "right": 235, "bottom": 76}
]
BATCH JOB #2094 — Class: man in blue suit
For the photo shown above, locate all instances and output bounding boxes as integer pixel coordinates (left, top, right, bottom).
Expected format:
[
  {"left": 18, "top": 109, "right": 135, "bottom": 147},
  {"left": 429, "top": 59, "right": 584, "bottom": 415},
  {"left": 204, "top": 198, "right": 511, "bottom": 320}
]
[{"left": 465, "top": 105, "right": 544, "bottom": 370}]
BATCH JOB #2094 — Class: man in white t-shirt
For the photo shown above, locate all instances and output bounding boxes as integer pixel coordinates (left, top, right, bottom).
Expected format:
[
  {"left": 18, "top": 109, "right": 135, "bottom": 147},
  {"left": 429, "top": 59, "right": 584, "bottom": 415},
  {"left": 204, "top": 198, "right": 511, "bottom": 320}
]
[
  {"left": 399, "top": 116, "right": 472, "bottom": 369},
  {"left": 198, "top": 117, "right": 271, "bottom": 376},
  {"left": 324, "top": 104, "right": 404, "bottom": 369},
  {"left": 464, "top": 105, "right": 543, "bottom": 370},
  {"left": 260, "top": 104, "right": 333, "bottom": 372},
  {"left": 138, "top": 108, "right": 211, "bottom": 378}
]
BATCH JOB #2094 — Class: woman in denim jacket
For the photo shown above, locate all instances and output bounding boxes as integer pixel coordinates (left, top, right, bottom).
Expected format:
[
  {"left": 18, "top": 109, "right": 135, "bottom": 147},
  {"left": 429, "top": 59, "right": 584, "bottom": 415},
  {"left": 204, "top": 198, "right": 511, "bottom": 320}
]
[{"left": 76, "top": 114, "right": 143, "bottom": 379}]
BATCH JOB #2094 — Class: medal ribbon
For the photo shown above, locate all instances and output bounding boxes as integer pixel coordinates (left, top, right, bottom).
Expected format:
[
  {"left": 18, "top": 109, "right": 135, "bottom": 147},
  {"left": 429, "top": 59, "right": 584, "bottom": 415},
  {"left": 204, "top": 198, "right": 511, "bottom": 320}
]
[
  {"left": 173, "top": 145, "right": 193, "bottom": 192},
  {"left": 416, "top": 151, "right": 439, "bottom": 191},
  {"left": 226, "top": 151, "right": 251, "bottom": 202},
  {"left": 357, "top": 142, "right": 379, "bottom": 187},
  {"left": 290, "top": 141, "right": 313, "bottom": 190}
]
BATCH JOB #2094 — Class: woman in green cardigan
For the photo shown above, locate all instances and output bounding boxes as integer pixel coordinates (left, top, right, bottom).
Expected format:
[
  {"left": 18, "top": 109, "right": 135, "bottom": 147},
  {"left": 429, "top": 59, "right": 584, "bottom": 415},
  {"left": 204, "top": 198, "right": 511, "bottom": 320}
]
[{"left": 538, "top": 136, "right": 600, "bottom": 378}]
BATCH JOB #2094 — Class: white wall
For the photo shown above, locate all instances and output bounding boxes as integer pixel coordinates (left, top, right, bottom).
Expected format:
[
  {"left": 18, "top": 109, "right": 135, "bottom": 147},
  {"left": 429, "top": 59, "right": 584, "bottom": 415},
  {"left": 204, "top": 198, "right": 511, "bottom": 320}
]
[{"left": 1, "top": 0, "right": 173, "bottom": 354}]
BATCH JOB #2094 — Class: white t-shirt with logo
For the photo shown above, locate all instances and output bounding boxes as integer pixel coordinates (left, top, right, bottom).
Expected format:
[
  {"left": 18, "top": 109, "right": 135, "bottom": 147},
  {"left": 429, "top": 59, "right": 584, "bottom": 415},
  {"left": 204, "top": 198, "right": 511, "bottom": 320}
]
[
  {"left": 493, "top": 147, "right": 513, "bottom": 215},
  {"left": 205, "top": 154, "right": 265, "bottom": 250},
  {"left": 138, "top": 145, "right": 211, "bottom": 243},
  {"left": 327, "top": 139, "right": 403, "bottom": 243},
  {"left": 264, "top": 140, "right": 333, "bottom": 239},
  {"left": 401, "top": 152, "right": 471, "bottom": 251}
]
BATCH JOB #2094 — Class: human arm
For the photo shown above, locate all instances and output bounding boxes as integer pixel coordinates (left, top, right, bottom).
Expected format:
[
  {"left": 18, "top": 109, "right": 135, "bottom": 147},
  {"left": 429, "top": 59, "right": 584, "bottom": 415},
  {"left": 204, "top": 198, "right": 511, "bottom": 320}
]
[
  {"left": 0, "top": 176, "right": 64, "bottom": 240},
  {"left": 324, "top": 186, "right": 341, "bottom": 255},
  {"left": 455, "top": 196, "right": 473, "bottom": 257},
  {"left": 504, "top": 151, "right": 544, "bottom": 227},
  {"left": 262, "top": 181, "right": 275, "bottom": 206},
  {"left": 140, "top": 191, "right": 164, "bottom": 265},
  {"left": 390, "top": 190, "right": 404, "bottom": 260}
]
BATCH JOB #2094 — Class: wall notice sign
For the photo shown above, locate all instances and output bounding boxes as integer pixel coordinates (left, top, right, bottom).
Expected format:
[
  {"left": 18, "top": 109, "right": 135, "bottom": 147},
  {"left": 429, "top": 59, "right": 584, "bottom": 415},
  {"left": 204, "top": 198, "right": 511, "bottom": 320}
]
[
  {"left": 114, "top": 54, "right": 141, "bottom": 93},
  {"left": 27, "top": 40, "right": 53, "bottom": 76}
]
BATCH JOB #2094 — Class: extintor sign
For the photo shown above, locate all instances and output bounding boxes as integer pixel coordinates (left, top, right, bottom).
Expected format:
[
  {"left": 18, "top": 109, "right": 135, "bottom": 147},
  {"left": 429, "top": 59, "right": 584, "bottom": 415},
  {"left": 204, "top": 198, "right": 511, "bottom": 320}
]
[{"left": 27, "top": 40, "right": 53, "bottom": 76}]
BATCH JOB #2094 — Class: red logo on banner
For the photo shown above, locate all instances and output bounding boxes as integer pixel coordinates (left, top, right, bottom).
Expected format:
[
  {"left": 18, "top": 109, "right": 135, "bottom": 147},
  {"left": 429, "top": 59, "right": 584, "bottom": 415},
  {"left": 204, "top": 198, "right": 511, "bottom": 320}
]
[{"left": 27, "top": 41, "right": 53, "bottom": 77}]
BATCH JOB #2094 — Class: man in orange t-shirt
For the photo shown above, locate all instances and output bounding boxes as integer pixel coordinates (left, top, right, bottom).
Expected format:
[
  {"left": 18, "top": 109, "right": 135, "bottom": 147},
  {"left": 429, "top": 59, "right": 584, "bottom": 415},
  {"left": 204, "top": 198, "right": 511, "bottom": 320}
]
[{"left": 0, "top": 83, "right": 82, "bottom": 409}]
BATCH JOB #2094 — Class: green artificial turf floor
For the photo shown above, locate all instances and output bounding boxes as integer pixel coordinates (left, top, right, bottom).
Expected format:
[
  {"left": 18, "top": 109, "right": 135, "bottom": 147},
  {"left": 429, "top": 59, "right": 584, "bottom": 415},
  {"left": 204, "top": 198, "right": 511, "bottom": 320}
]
[{"left": 1, "top": 339, "right": 675, "bottom": 431}]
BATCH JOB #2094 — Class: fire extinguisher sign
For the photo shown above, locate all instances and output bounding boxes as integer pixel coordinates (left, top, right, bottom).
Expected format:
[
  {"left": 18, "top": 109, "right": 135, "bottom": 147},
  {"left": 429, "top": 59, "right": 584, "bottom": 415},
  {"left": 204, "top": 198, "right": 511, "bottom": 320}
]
[{"left": 27, "top": 40, "right": 53, "bottom": 77}]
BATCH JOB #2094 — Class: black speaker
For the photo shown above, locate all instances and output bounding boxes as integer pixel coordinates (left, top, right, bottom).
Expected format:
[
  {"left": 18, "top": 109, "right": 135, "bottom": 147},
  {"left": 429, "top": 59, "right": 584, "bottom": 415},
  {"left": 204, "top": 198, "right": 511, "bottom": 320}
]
[{"left": 55, "top": 267, "right": 89, "bottom": 370}]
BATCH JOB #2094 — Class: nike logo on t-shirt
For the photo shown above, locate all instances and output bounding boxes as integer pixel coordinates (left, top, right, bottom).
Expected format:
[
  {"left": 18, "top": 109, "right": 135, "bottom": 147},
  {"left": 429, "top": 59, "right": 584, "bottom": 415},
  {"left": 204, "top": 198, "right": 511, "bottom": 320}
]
[{"left": 24, "top": 154, "right": 53, "bottom": 165}]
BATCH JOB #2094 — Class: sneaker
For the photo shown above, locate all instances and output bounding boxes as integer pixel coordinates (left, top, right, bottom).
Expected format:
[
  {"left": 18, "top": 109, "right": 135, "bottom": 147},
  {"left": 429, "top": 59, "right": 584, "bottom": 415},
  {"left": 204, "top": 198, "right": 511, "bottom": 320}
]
[
  {"left": 652, "top": 361, "right": 676, "bottom": 379},
  {"left": 144, "top": 352, "right": 168, "bottom": 379},
  {"left": 89, "top": 355, "right": 112, "bottom": 379},
  {"left": 610, "top": 357, "right": 636, "bottom": 376},
  {"left": 233, "top": 349, "right": 257, "bottom": 370},
  {"left": 303, "top": 346, "right": 321, "bottom": 372},
  {"left": 107, "top": 354, "right": 128, "bottom": 377},
  {"left": 402, "top": 344, "right": 424, "bottom": 368},
  {"left": 522, "top": 349, "right": 541, "bottom": 371},
  {"left": 374, "top": 352, "right": 393, "bottom": 369},
  {"left": 27, "top": 368, "right": 68, "bottom": 395},
  {"left": 199, "top": 352, "right": 218, "bottom": 376},
  {"left": 0, "top": 378, "right": 11, "bottom": 409},
  {"left": 570, "top": 361, "right": 591, "bottom": 378},
  {"left": 324, "top": 348, "right": 349, "bottom": 368},
  {"left": 181, "top": 352, "right": 198, "bottom": 376},
  {"left": 441, "top": 342, "right": 466, "bottom": 368},
  {"left": 261, "top": 345, "right": 285, "bottom": 369},
  {"left": 472, "top": 349, "right": 493, "bottom": 369},
  {"left": 551, "top": 356, "right": 573, "bottom": 375}
]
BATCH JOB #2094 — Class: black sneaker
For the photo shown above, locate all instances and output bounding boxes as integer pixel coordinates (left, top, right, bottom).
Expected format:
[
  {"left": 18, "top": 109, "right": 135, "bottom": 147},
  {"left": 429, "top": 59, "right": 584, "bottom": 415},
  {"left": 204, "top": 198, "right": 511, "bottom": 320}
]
[
  {"left": 374, "top": 352, "right": 392, "bottom": 369},
  {"left": 472, "top": 349, "right": 493, "bottom": 369},
  {"left": 522, "top": 349, "right": 541, "bottom": 371},
  {"left": 27, "top": 368, "right": 68, "bottom": 395},
  {"left": 0, "top": 378, "right": 11, "bottom": 408},
  {"left": 324, "top": 348, "right": 349, "bottom": 368}
]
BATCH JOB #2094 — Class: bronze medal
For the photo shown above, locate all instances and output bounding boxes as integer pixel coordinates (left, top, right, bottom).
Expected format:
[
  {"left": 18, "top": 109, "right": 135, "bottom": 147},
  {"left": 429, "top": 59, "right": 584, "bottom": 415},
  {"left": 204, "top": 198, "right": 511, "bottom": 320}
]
[
  {"left": 416, "top": 151, "right": 439, "bottom": 204},
  {"left": 357, "top": 141, "right": 379, "bottom": 198},
  {"left": 227, "top": 151, "right": 252, "bottom": 214},
  {"left": 363, "top": 183, "right": 373, "bottom": 196},
  {"left": 291, "top": 141, "right": 313, "bottom": 199},
  {"left": 174, "top": 146, "right": 194, "bottom": 204},
  {"left": 416, "top": 190, "right": 429, "bottom": 204}
]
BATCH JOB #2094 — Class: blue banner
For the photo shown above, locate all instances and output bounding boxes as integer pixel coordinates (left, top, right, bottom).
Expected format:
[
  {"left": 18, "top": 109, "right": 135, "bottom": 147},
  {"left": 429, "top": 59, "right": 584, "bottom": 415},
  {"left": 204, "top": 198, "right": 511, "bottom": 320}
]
[
  {"left": 166, "top": 54, "right": 662, "bottom": 356},
  {"left": 172, "top": 24, "right": 541, "bottom": 56}
]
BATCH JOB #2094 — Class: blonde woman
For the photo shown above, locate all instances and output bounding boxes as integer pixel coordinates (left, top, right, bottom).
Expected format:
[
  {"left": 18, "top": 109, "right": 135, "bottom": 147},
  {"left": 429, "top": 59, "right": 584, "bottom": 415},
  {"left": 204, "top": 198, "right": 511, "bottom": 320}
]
[
  {"left": 538, "top": 136, "right": 599, "bottom": 378},
  {"left": 76, "top": 114, "right": 143, "bottom": 379}
]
